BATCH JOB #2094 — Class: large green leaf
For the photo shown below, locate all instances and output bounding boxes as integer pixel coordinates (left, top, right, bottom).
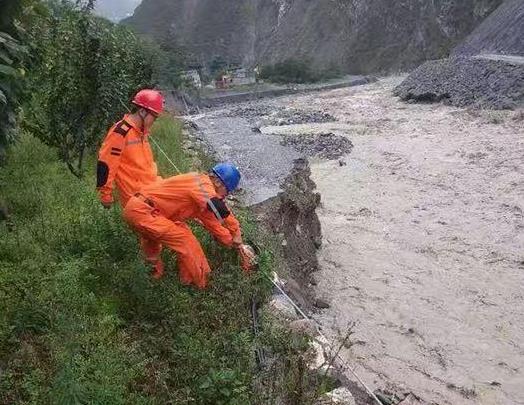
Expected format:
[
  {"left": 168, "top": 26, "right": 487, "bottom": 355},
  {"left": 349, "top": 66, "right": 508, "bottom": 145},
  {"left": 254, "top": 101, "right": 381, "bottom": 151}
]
[
  {"left": 0, "top": 64, "right": 18, "bottom": 76},
  {"left": 0, "top": 32, "right": 17, "bottom": 44},
  {"left": 0, "top": 50, "right": 13, "bottom": 65},
  {"left": 0, "top": 32, "right": 28, "bottom": 56},
  {"left": 0, "top": 89, "right": 6, "bottom": 105}
]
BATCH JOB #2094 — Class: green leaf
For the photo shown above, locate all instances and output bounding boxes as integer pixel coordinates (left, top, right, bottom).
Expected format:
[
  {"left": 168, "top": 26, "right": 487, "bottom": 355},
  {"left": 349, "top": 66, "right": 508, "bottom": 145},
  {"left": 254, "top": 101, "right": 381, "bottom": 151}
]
[
  {"left": 0, "top": 89, "right": 6, "bottom": 105},
  {"left": 0, "top": 65, "right": 18, "bottom": 76},
  {"left": 0, "top": 32, "right": 17, "bottom": 44},
  {"left": 0, "top": 50, "right": 13, "bottom": 65}
]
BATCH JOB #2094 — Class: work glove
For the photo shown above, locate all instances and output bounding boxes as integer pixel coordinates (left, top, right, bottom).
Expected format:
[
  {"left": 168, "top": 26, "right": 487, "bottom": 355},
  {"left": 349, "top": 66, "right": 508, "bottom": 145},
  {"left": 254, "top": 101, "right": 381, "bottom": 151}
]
[
  {"left": 238, "top": 244, "right": 257, "bottom": 273},
  {"left": 232, "top": 232, "right": 243, "bottom": 248}
]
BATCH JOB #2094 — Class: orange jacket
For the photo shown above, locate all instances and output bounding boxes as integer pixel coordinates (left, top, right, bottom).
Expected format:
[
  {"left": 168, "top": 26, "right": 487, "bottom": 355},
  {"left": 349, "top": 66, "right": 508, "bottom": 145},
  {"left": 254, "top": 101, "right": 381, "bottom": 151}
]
[
  {"left": 96, "top": 114, "right": 159, "bottom": 206},
  {"left": 138, "top": 173, "right": 241, "bottom": 247}
]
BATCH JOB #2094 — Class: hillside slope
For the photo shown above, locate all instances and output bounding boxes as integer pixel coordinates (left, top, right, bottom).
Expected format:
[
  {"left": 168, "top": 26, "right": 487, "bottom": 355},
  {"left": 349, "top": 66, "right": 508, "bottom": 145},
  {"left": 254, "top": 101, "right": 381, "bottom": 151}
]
[
  {"left": 125, "top": 0, "right": 502, "bottom": 73},
  {"left": 452, "top": 0, "right": 524, "bottom": 56}
]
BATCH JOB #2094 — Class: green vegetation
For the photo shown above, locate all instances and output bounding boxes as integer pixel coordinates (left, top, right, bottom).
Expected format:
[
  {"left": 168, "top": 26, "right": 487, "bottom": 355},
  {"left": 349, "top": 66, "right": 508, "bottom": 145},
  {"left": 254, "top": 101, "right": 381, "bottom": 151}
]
[
  {"left": 24, "top": 1, "right": 156, "bottom": 177},
  {"left": 0, "top": 113, "right": 332, "bottom": 403},
  {"left": 259, "top": 59, "right": 342, "bottom": 84},
  {"left": 2, "top": 0, "right": 186, "bottom": 176},
  {"left": 0, "top": 117, "right": 315, "bottom": 404},
  {"left": 0, "top": 2, "right": 331, "bottom": 403},
  {"left": 0, "top": 32, "right": 26, "bottom": 160},
  {"left": 0, "top": 0, "right": 43, "bottom": 161}
]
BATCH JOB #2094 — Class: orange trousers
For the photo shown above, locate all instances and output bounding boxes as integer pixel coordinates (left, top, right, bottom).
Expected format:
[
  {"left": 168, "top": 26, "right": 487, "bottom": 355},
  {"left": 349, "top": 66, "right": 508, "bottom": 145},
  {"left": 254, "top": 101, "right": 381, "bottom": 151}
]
[{"left": 123, "top": 196, "right": 211, "bottom": 289}]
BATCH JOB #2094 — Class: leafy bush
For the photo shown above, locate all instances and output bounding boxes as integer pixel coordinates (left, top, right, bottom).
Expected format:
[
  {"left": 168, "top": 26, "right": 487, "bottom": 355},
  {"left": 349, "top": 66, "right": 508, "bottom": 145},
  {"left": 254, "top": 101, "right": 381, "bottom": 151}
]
[
  {"left": 0, "top": 0, "right": 42, "bottom": 160},
  {"left": 0, "top": 32, "right": 26, "bottom": 161},
  {"left": 259, "top": 59, "right": 320, "bottom": 84},
  {"left": 260, "top": 58, "right": 344, "bottom": 84},
  {"left": 23, "top": 2, "right": 155, "bottom": 177}
]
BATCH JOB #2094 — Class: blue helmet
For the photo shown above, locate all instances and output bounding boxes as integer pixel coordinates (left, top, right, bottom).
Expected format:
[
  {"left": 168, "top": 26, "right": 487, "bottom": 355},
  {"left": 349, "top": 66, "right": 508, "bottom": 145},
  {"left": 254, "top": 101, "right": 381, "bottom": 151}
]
[{"left": 212, "top": 163, "right": 241, "bottom": 193}]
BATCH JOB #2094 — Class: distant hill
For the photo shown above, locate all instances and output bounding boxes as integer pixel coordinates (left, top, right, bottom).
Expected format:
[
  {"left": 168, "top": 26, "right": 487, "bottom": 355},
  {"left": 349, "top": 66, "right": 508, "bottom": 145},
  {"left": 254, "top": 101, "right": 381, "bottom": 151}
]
[{"left": 124, "top": 0, "right": 503, "bottom": 74}]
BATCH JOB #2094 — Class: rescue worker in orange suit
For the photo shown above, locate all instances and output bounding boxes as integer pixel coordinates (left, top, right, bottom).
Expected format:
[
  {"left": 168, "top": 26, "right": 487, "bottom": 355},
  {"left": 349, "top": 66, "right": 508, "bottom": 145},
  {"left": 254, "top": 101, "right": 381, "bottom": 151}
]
[
  {"left": 123, "top": 163, "right": 256, "bottom": 288},
  {"left": 96, "top": 89, "right": 165, "bottom": 209}
]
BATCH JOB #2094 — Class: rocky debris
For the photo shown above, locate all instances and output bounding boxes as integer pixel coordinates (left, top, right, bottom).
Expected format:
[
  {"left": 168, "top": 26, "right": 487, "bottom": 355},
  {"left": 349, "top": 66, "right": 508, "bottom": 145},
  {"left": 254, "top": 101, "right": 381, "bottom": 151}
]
[
  {"left": 308, "top": 339, "right": 328, "bottom": 369},
  {"left": 373, "top": 389, "right": 429, "bottom": 405},
  {"left": 280, "top": 132, "right": 354, "bottom": 160},
  {"left": 227, "top": 104, "right": 337, "bottom": 126},
  {"left": 397, "top": 393, "right": 425, "bottom": 405},
  {"left": 181, "top": 119, "right": 216, "bottom": 163},
  {"left": 225, "top": 104, "right": 275, "bottom": 119},
  {"left": 268, "top": 294, "right": 299, "bottom": 320},
  {"left": 183, "top": 120, "right": 199, "bottom": 131},
  {"left": 289, "top": 319, "right": 319, "bottom": 337},
  {"left": 315, "top": 387, "right": 356, "bottom": 405},
  {"left": 265, "top": 109, "right": 337, "bottom": 126},
  {"left": 394, "top": 56, "right": 524, "bottom": 109},
  {"left": 313, "top": 298, "right": 331, "bottom": 309},
  {"left": 252, "top": 158, "right": 322, "bottom": 289}
]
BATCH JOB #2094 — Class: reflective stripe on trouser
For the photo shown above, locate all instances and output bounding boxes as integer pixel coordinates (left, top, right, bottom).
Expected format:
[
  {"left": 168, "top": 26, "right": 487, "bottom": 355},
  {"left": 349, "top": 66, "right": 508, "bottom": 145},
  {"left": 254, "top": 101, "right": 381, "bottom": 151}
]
[{"left": 123, "top": 196, "right": 211, "bottom": 289}]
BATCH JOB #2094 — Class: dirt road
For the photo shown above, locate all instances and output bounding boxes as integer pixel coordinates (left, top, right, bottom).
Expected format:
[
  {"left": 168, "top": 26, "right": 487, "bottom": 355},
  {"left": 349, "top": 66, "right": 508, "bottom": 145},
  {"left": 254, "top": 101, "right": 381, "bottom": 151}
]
[{"left": 193, "top": 77, "right": 524, "bottom": 404}]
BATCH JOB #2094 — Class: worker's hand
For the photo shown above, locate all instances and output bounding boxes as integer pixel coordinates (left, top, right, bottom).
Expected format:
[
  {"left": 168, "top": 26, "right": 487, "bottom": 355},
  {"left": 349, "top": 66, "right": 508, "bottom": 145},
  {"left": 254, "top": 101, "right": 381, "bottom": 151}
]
[
  {"left": 238, "top": 244, "right": 257, "bottom": 273},
  {"left": 232, "top": 233, "right": 243, "bottom": 248}
]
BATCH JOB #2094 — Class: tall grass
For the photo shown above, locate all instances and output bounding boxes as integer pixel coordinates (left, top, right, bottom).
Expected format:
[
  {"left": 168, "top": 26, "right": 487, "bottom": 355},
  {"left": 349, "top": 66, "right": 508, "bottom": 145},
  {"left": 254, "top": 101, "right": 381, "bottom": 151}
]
[
  {"left": 0, "top": 115, "right": 274, "bottom": 404},
  {"left": 0, "top": 115, "right": 327, "bottom": 404}
]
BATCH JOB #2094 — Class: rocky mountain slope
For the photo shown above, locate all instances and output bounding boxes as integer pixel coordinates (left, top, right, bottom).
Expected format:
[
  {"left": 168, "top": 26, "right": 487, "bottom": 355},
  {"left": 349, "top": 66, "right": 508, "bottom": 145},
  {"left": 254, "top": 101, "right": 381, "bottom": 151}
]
[
  {"left": 452, "top": 0, "right": 524, "bottom": 56},
  {"left": 124, "top": 0, "right": 502, "bottom": 74},
  {"left": 395, "top": 0, "right": 524, "bottom": 110}
]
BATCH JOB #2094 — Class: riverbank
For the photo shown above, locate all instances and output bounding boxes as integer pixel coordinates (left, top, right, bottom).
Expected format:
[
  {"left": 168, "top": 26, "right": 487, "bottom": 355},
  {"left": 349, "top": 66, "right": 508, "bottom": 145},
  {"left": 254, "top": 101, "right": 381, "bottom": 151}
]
[{"left": 189, "top": 77, "right": 524, "bottom": 405}]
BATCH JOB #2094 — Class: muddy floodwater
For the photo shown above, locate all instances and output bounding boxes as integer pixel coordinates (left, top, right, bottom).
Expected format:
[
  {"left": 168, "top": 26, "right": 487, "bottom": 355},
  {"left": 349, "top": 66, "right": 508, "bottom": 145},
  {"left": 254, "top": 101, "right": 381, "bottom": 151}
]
[{"left": 191, "top": 78, "right": 524, "bottom": 405}]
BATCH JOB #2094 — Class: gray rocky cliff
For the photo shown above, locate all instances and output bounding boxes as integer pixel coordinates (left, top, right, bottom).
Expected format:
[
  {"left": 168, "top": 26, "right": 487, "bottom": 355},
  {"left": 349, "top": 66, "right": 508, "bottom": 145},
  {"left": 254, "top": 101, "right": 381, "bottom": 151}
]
[{"left": 125, "top": 0, "right": 502, "bottom": 73}]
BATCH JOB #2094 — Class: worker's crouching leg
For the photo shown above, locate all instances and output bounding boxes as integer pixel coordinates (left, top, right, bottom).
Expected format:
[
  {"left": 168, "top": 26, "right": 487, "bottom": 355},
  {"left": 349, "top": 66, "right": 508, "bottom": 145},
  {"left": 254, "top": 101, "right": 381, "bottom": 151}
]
[
  {"left": 140, "top": 236, "right": 164, "bottom": 279},
  {"left": 162, "top": 222, "right": 211, "bottom": 289},
  {"left": 124, "top": 197, "right": 211, "bottom": 288},
  {"left": 123, "top": 196, "right": 166, "bottom": 279},
  {"left": 140, "top": 236, "right": 163, "bottom": 263}
]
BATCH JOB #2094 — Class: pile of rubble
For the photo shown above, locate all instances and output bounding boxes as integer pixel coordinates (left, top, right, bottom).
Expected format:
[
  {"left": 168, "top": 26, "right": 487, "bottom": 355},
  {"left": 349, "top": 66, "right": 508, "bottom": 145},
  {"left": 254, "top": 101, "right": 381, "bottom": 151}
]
[
  {"left": 280, "top": 132, "right": 353, "bottom": 160},
  {"left": 266, "top": 109, "right": 337, "bottom": 126},
  {"left": 394, "top": 56, "right": 524, "bottom": 110}
]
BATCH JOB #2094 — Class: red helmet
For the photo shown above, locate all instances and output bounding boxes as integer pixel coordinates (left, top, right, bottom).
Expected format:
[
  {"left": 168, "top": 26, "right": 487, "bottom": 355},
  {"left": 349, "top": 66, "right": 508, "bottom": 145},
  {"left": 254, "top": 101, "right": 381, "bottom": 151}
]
[{"left": 132, "top": 89, "right": 164, "bottom": 115}]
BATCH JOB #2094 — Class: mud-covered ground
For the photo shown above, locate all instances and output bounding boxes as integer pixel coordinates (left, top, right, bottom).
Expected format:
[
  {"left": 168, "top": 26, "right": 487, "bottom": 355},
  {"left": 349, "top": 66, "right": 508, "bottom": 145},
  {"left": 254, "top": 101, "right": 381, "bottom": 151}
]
[{"left": 191, "top": 78, "right": 524, "bottom": 405}]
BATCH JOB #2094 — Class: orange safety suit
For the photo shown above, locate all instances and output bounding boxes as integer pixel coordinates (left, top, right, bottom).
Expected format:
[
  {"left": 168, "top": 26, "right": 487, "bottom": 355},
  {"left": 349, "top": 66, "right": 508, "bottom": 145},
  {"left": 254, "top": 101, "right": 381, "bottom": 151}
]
[
  {"left": 96, "top": 115, "right": 159, "bottom": 207},
  {"left": 123, "top": 172, "right": 242, "bottom": 289}
]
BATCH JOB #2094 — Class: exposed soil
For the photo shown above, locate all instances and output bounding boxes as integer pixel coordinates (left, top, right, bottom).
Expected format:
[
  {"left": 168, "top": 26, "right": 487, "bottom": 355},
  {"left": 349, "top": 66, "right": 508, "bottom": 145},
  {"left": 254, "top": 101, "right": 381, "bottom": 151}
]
[{"left": 251, "top": 158, "right": 322, "bottom": 302}]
